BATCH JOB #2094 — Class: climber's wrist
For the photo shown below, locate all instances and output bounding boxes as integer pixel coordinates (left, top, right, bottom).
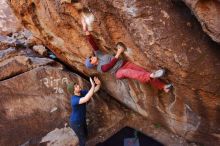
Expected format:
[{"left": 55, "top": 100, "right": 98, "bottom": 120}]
[
  {"left": 115, "top": 53, "right": 120, "bottom": 59},
  {"left": 85, "top": 31, "right": 90, "bottom": 35}
]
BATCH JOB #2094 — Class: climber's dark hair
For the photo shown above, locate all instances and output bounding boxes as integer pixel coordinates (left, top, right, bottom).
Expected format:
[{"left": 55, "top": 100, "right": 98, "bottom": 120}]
[
  {"left": 116, "top": 42, "right": 127, "bottom": 50},
  {"left": 67, "top": 81, "right": 78, "bottom": 93}
]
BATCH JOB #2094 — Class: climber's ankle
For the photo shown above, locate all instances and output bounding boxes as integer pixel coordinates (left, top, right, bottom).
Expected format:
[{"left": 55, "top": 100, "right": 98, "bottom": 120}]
[{"left": 163, "top": 84, "right": 173, "bottom": 93}]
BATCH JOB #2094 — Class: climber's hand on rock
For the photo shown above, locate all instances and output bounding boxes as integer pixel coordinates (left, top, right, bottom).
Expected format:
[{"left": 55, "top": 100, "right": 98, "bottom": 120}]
[
  {"left": 94, "top": 76, "right": 101, "bottom": 85},
  {"left": 118, "top": 46, "right": 125, "bottom": 53},
  {"left": 115, "top": 46, "right": 125, "bottom": 58}
]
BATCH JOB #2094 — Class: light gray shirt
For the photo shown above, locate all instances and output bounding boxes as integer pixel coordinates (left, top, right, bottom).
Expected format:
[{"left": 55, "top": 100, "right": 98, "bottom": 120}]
[{"left": 95, "top": 50, "right": 124, "bottom": 74}]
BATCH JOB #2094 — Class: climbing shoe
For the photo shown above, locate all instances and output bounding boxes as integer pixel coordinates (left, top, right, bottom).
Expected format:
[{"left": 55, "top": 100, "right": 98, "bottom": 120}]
[{"left": 150, "top": 69, "right": 165, "bottom": 78}]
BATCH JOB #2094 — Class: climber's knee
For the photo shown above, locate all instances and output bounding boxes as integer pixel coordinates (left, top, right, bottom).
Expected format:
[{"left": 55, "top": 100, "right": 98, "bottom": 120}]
[{"left": 115, "top": 70, "right": 124, "bottom": 79}]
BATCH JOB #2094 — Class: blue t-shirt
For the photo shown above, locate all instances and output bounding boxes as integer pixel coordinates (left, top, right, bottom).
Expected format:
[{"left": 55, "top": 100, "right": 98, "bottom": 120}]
[{"left": 70, "top": 90, "right": 88, "bottom": 124}]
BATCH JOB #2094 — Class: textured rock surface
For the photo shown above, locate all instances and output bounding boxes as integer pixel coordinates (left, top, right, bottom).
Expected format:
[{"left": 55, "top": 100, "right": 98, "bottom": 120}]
[
  {"left": 0, "top": 64, "right": 70, "bottom": 145},
  {"left": 7, "top": 0, "right": 220, "bottom": 145},
  {"left": 33, "top": 45, "right": 47, "bottom": 56},
  {"left": 0, "top": 49, "right": 191, "bottom": 146},
  {"left": 40, "top": 127, "right": 78, "bottom": 146},
  {"left": 0, "top": 0, "right": 21, "bottom": 35},
  {"left": 0, "top": 37, "right": 127, "bottom": 146},
  {"left": 0, "top": 31, "right": 53, "bottom": 81},
  {"left": 39, "top": 127, "right": 79, "bottom": 146},
  {"left": 182, "top": 0, "right": 220, "bottom": 43}
]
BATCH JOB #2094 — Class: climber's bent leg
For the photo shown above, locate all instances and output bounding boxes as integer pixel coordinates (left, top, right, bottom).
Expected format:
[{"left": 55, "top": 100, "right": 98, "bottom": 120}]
[
  {"left": 115, "top": 62, "right": 151, "bottom": 83},
  {"left": 149, "top": 78, "right": 165, "bottom": 90},
  {"left": 115, "top": 62, "right": 166, "bottom": 90}
]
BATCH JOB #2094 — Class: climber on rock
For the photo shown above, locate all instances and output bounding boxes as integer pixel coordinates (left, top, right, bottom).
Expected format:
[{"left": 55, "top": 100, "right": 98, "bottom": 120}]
[
  {"left": 83, "top": 32, "right": 172, "bottom": 92},
  {"left": 68, "top": 77, "right": 101, "bottom": 146}
]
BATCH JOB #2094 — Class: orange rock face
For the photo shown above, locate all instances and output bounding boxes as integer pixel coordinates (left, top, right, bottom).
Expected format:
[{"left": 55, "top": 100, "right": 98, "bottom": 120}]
[
  {"left": 183, "top": 0, "right": 220, "bottom": 43},
  {"left": 7, "top": 0, "right": 220, "bottom": 145}
]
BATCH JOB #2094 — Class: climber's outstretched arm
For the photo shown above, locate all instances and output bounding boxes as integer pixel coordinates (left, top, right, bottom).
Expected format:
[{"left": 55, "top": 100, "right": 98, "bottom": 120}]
[
  {"left": 78, "top": 78, "right": 95, "bottom": 104},
  {"left": 86, "top": 34, "right": 101, "bottom": 53}
]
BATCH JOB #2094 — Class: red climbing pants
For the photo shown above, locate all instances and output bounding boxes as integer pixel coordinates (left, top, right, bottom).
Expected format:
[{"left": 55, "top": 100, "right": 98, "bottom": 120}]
[{"left": 115, "top": 62, "right": 165, "bottom": 90}]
